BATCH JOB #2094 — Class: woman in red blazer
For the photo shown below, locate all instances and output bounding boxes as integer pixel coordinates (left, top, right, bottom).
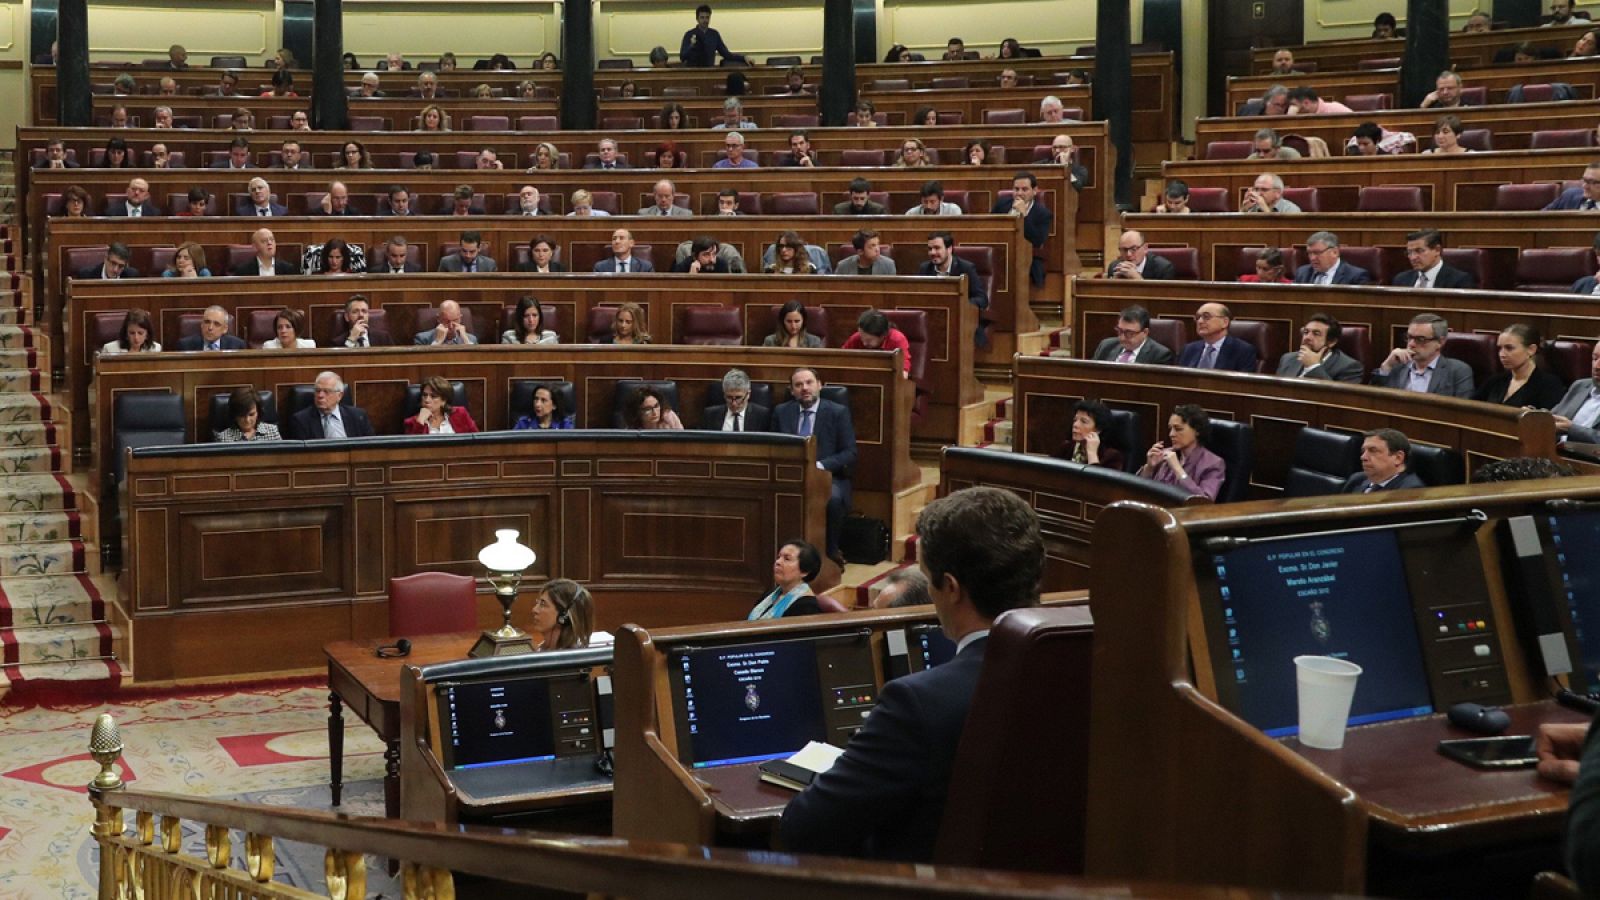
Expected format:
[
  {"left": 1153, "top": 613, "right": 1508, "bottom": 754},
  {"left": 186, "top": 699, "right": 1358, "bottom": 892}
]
[{"left": 403, "top": 375, "right": 479, "bottom": 435}]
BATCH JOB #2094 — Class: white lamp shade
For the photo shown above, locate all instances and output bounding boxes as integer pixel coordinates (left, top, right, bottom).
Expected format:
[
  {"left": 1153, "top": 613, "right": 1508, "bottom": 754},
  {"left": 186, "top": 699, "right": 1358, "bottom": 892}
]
[{"left": 478, "top": 529, "right": 536, "bottom": 573}]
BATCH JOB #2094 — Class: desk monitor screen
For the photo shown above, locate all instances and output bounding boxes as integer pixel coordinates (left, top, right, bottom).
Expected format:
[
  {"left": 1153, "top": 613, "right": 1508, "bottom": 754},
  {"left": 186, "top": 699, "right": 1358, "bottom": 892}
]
[
  {"left": 1201, "top": 529, "right": 1435, "bottom": 737},
  {"left": 668, "top": 632, "right": 878, "bottom": 769},
  {"left": 907, "top": 624, "right": 957, "bottom": 673},
  {"left": 435, "top": 670, "right": 599, "bottom": 770},
  {"left": 1541, "top": 510, "right": 1600, "bottom": 691}
]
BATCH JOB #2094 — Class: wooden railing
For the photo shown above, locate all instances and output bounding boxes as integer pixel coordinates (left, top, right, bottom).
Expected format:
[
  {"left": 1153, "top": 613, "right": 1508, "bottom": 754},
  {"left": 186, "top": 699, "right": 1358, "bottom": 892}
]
[{"left": 1246, "top": 21, "right": 1593, "bottom": 73}]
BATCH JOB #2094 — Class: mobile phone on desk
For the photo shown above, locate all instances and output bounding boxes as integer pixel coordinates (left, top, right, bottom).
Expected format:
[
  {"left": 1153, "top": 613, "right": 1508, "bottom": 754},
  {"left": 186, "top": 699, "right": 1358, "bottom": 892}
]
[{"left": 1437, "top": 735, "right": 1538, "bottom": 769}]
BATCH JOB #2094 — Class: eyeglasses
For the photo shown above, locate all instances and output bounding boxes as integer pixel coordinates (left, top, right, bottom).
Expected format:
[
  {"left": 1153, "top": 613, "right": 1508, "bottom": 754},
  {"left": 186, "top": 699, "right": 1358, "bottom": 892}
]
[
  {"left": 1405, "top": 333, "right": 1439, "bottom": 344},
  {"left": 1117, "top": 244, "right": 1144, "bottom": 255},
  {"left": 1114, "top": 327, "right": 1144, "bottom": 337},
  {"left": 1584, "top": 177, "right": 1600, "bottom": 186},
  {"left": 640, "top": 403, "right": 661, "bottom": 413},
  {"left": 1194, "top": 312, "right": 1223, "bottom": 322}
]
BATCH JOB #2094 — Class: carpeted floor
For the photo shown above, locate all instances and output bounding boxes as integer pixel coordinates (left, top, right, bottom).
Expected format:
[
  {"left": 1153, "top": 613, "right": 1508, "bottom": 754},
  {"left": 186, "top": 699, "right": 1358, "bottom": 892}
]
[{"left": 0, "top": 681, "right": 387, "bottom": 899}]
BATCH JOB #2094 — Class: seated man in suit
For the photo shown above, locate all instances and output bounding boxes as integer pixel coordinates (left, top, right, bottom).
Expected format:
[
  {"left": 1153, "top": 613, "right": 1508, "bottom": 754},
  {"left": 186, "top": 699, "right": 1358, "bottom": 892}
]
[
  {"left": 638, "top": 179, "right": 692, "bottom": 217},
  {"left": 104, "top": 177, "right": 161, "bottom": 217},
  {"left": 1276, "top": 313, "right": 1363, "bottom": 382},
  {"left": 374, "top": 236, "right": 421, "bottom": 274},
  {"left": 1048, "top": 134, "right": 1090, "bottom": 191},
  {"left": 1178, "top": 302, "right": 1260, "bottom": 372},
  {"left": 1107, "top": 229, "right": 1175, "bottom": 280},
  {"left": 1239, "top": 172, "right": 1300, "bottom": 213},
  {"left": 276, "top": 139, "right": 313, "bottom": 170},
  {"left": 835, "top": 229, "right": 897, "bottom": 276},
  {"left": 510, "top": 184, "right": 545, "bottom": 217},
  {"left": 414, "top": 299, "right": 478, "bottom": 345},
  {"left": 316, "top": 181, "right": 357, "bottom": 216},
  {"left": 1092, "top": 304, "right": 1175, "bottom": 364},
  {"left": 1342, "top": 428, "right": 1425, "bottom": 493},
  {"left": 177, "top": 306, "right": 246, "bottom": 351},
  {"left": 594, "top": 228, "right": 655, "bottom": 273},
  {"left": 770, "top": 367, "right": 857, "bottom": 568},
  {"left": 1393, "top": 228, "right": 1478, "bottom": 288},
  {"left": 383, "top": 185, "right": 413, "bottom": 216},
  {"left": 918, "top": 231, "right": 989, "bottom": 347},
  {"left": 232, "top": 228, "right": 298, "bottom": 276},
  {"left": 286, "top": 371, "right": 374, "bottom": 439},
  {"left": 671, "top": 235, "right": 736, "bottom": 273},
  {"left": 991, "top": 171, "right": 1053, "bottom": 287},
  {"left": 1372, "top": 312, "right": 1475, "bottom": 397},
  {"left": 1293, "top": 230, "right": 1374, "bottom": 285},
  {"left": 1547, "top": 163, "right": 1600, "bottom": 211},
  {"left": 437, "top": 230, "right": 497, "bottom": 272},
  {"left": 1573, "top": 234, "right": 1600, "bottom": 294},
  {"left": 702, "top": 368, "right": 771, "bottom": 432},
  {"left": 208, "top": 136, "right": 254, "bottom": 170},
  {"left": 781, "top": 485, "right": 1043, "bottom": 861},
  {"left": 236, "top": 177, "right": 287, "bottom": 217},
  {"left": 870, "top": 566, "right": 932, "bottom": 609},
  {"left": 584, "top": 138, "right": 629, "bottom": 170},
  {"left": 337, "top": 294, "right": 395, "bottom": 347},
  {"left": 834, "top": 178, "right": 887, "bottom": 215},
  {"left": 1552, "top": 342, "right": 1600, "bottom": 442},
  {"left": 76, "top": 242, "right": 139, "bottom": 280},
  {"left": 35, "top": 138, "right": 77, "bottom": 170}
]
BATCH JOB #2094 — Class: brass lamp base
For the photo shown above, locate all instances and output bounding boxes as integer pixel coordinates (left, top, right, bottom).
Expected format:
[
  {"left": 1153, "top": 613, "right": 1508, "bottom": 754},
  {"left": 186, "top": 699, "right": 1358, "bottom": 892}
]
[{"left": 469, "top": 627, "right": 536, "bottom": 658}]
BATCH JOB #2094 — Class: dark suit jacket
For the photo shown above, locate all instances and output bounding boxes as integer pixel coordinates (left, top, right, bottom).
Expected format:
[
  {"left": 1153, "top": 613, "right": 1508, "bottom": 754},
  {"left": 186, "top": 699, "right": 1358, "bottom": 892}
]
[
  {"left": 230, "top": 258, "right": 298, "bottom": 276},
  {"left": 702, "top": 403, "right": 772, "bottom": 432},
  {"left": 315, "top": 207, "right": 360, "bottom": 217},
  {"left": 1179, "top": 335, "right": 1261, "bottom": 373},
  {"left": 206, "top": 160, "right": 256, "bottom": 170},
  {"left": 917, "top": 257, "right": 990, "bottom": 345},
  {"left": 680, "top": 25, "right": 734, "bottom": 66},
  {"left": 780, "top": 637, "right": 987, "bottom": 861},
  {"left": 771, "top": 398, "right": 857, "bottom": 478},
  {"left": 581, "top": 160, "right": 632, "bottom": 170},
  {"left": 1546, "top": 186, "right": 1596, "bottom": 211},
  {"left": 593, "top": 256, "right": 656, "bottom": 274},
  {"left": 286, "top": 404, "right": 375, "bottom": 440},
  {"left": 1275, "top": 348, "right": 1364, "bottom": 382},
  {"left": 234, "top": 200, "right": 289, "bottom": 217},
  {"left": 375, "top": 262, "right": 423, "bottom": 274},
  {"left": 1573, "top": 275, "right": 1600, "bottom": 295},
  {"left": 33, "top": 159, "right": 79, "bottom": 169},
  {"left": 833, "top": 200, "right": 888, "bottom": 215},
  {"left": 1106, "top": 253, "right": 1176, "bottom": 280},
  {"left": 991, "top": 197, "right": 1054, "bottom": 287},
  {"left": 1292, "top": 261, "right": 1374, "bottom": 285},
  {"left": 1392, "top": 264, "right": 1478, "bottom": 289},
  {"left": 437, "top": 254, "right": 499, "bottom": 273},
  {"left": 333, "top": 328, "right": 396, "bottom": 348},
  {"left": 177, "top": 334, "right": 246, "bottom": 351},
  {"left": 1370, "top": 356, "right": 1476, "bottom": 397},
  {"left": 1341, "top": 470, "right": 1426, "bottom": 493},
  {"left": 103, "top": 198, "right": 162, "bottom": 217},
  {"left": 1091, "top": 336, "right": 1175, "bottom": 364},
  {"left": 75, "top": 263, "right": 141, "bottom": 279},
  {"left": 512, "top": 261, "right": 568, "bottom": 273}
]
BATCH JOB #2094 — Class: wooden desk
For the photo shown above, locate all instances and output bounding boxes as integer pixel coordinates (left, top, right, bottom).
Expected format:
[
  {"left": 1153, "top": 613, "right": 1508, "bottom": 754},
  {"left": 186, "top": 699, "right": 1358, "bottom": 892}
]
[
  {"left": 1227, "top": 55, "right": 1600, "bottom": 112},
  {"left": 324, "top": 631, "right": 477, "bottom": 818},
  {"left": 1247, "top": 22, "right": 1593, "bottom": 74},
  {"left": 1195, "top": 98, "right": 1600, "bottom": 155}
]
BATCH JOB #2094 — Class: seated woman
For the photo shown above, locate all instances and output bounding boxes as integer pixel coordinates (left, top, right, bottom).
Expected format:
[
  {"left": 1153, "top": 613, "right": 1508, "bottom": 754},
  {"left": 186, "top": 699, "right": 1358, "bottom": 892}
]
[
  {"left": 101, "top": 308, "right": 160, "bottom": 355},
  {"left": 264, "top": 68, "right": 296, "bottom": 97},
  {"left": 1054, "top": 398, "right": 1124, "bottom": 469},
  {"left": 764, "top": 299, "right": 824, "bottom": 348},
  {"left": 527, "top": 141, "right": 561, "bottom": 171},
  {"left": 531, "top": 578, "right": 598, "bottom": 650},
  {"left": 625, "top": 386, "right": 683, "bottom": 430},
  {"left": 470, "top": 83, "right": 494, "bottom": 98},
  {"left": 619, "top": 80, "right": 638, "bottom": 98},
  {"left": 62, "top": 185, "right": 91, "bottom": 217},
  {"left": 963, "top": 138, "right": 992, "bottom": 166},
  {"left": 893, "top": 138, "right": 929, "bottom": 167},
  {"left": 262, "top": 307, "right": 314, "bottom": 348},
  {"left": 103, "top": 137, "right": 132, "bottom": 168},
  {"left": 162, "top": 241, "right": 211, "bottom": 277},
  {"left": 654, "top": 140, "right": 681, "bottom": 169},
  {"left": 599, "top": 301, "right": 650, "bottom": 345},
  {"left": 568, "top": 189, "right": 611, "bottom": 217},
  {"left": 537, "top": 52, "right": 560, "bottom": 71},
  {"left": 1137, "top": 403, "right": 1225, "bottom": 500},
  {"left": 1474, "top": 324, "right": 1567, "bottom": 408},
  {"left": 315, "top": 237, "right": 360, "bottom": 275},
  {"left": 913, "top": 105, "right": 938, "bottom": 127},
  {"left": 659, "top": 102, "right": 689, "bottom": 130},
  {"left": 503, "top": 295, "right": 559, "bottom": 344},
  {"left": 1238, "top": 247, "right": 1291, "bottom": 283},
  {"left": 1574, "top": 29, "right": 1598, "bottom": 57},
  {"left": 516, "top": 235, "right": 566, "bottom": 273},
  {"left": 513, "top": 383, "right": 573, "bottom": 430},
  {"left": 764, "top": 231, "right": 818, "bottom": 274},
  {"left": 214, "top": 386, "right": 281, "bottom": 442},
  {"left": 403, "top": 375, "right": 480, "bottom": 435},
  {"left": 1423, "top": 114, "right": 1471, "bottom": 154},
  {"left": 748, "top": 540, "right": 823, "bottom": 619},
  {"left": 853, "top": 99, "right": 879, "bottom": 126},
  {"left": 417, "top": 104, "right": 451, "bottom": 132},
  {"left": 337, "top": 140, "right": 373, "bottom": 169},
  {"left": 516, "top": 80, "right": 540, "bottom": 98}
]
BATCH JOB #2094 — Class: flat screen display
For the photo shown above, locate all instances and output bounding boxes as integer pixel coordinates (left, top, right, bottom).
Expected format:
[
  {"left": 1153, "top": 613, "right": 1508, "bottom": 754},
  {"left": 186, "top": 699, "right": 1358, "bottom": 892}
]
[
  {"left": 910, "top": 624, "right": 957, "bottom": 671},
  {"left": 438, "top": 675, "right": 557, "bottom": 770},
  {"left": 1544, "top": 511, "right": 1600, "bottom": 689},
  {"left": 1205, "top": 529, "right": 1435, "bottom": 737}
]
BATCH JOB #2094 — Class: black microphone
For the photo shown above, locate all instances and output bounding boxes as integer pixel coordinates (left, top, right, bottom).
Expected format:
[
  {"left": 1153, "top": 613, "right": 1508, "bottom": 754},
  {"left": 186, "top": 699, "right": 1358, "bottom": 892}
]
[{"left": 375, "top": 638, "right": 412, "bottom": 659}]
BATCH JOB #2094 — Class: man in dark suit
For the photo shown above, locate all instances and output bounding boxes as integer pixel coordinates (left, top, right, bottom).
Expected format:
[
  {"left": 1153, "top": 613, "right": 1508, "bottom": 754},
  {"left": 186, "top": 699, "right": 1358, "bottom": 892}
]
[
  {"left": 335, "top": 295, "right": 396, "bottom": 348},
  {"left": 75, "top": 243, "right": 139, "bottom": 279},
  {"left": 1545, "top": 163, "right": 1600, "bottom": 210},
  {"left": 917, "top": 231, "right": 990, "bottom": 347},
  {"left": 1573, "top": 235, "right": 1600, "bottom": 294},
  {"left": 315, "top": 181, "right": 358, "bottom": 216},
  {"left": 770, "top": 367, "right": 857, "bottom": 568},
  {"left": 834, "top": 178, "right": 888, "bottom": 215},
  {"left": 702, "top": 369, "right": 771, "bottom": 432},
  {"left": 1178, "top": 303, "right": 1261, "bottom": 372},
  {"left": 276, "top": 140, "right": 313, "bottom": 170},
  {"left": 593, "top": 228, "right": 655, "bottom": 273},
  {"left": 207, "top": 136, "right": 255, "bottom": 170},
  {"left": 1276, "top": 313, "right": 1364, "bottom": 382},
  {"left": 1090, "top": 304, "right": 1175, "bottom": 364},
  {"left": 286, "top": 371, "right": 375, "bottom": 439},
  {"left": 374, "top": 238, "right": 422, "bottom": 275},
  {"left": 177, "top": 306, "right": 247, "bottom": 351},
  {"left": 235, "top": 177, "right": 288, "bottom": 217},
  {"left": 680, "top": 4, "right": 738, "bottom": 67},
  {"left": 1371, "top": 313, "right": 1476, "bottom": 397},
  {"left": 1293, "top": 231, "right": 1373, "bottom": 285},
  {"left": 1551, "top": 343, "right": 1600, "bottom": 442},
  {"left": 1392, "top": 229, "right": 1478, "bottom": 289},
  {"left": 1341, "top": 429, "right": 1426, "bottom": 493},
  {"left": 34, "top": 139, "right": 77, "bottom": 169},
  {"left": 382, "top": 186, "right": 413, "bottom": 216},
  {"left": 583, "top": 138, "right": 630, "bottom": 170},
  {"left": 991, "top": 171, "right": 1054, "bottom": 288},
  {"left": 1048, "top": 135, "right": 1090, "bottom": 191},
  {"left": 231, "top": 228, "right": 299, "bottom": 276},
  {"left": 104, "top": 178, "right": 161, "bottom": 217},
  {"left": 1106, "top": 229, "right": 1175, "bottom": 280},
  {"left": 781, "top": 486, "right": 1043, "bottom": 861},
  {"left": 437, "top": 231, "right": 499, "bottom": 272}
]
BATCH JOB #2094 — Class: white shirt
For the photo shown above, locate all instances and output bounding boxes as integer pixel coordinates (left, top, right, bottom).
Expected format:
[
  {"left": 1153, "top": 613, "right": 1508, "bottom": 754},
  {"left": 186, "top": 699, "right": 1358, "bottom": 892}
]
[
  {"left": 956, "top": 629, "right": 990, "bottom": 654},
  {"left": 1414, "top": 260, "right": 1444, "bottom": 288},
  {"left": 257, "top": 259, "right": 276, "bottom": 276},
  {"left": 722, "top": 409, "right": 747, "bottom": 431}
]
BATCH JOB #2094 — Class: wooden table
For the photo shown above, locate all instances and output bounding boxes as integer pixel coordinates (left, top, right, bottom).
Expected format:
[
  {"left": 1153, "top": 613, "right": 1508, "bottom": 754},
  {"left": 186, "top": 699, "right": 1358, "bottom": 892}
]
[{"left": 324, "top": 631, "right": 478, "bottom": 818}]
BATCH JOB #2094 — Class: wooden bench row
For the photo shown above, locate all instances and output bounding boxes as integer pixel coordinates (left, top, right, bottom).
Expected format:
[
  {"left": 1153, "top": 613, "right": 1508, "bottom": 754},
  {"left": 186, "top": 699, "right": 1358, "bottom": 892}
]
[
  {"left": 1195, "top": 97, "right": 1600, "bottom": 155},
  {"left": 1227, "top": 54, "right": 1600, "bottom": 113},
  {"left": 1247, "top": 21, "right": 1594, "bottom": 74}
]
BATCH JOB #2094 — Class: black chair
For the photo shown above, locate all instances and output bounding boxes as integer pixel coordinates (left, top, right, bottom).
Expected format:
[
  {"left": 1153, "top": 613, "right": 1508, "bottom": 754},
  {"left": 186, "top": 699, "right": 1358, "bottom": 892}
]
[
  {"left": 1206, "top": 420, "right": 1255, "bottom": 503},
  {"left": 402, "top": 381, "right": 469, "bottom": 420},
  {"left": 1283, "top": 428, "right": 1361, "bottom": 497},
  {"left": 113, "top": 393, "right": 185, "bottom": 483},
  {"left": 508, "top": 379, "right": 577, "bottom": 425},
  {"left": 703, "top": 380, "right": 774, "bottom": 424},
  {"left": 1408, "top": 444, "right": 1464, "bottom": 487},
  {"left": 1104, "top": 409, "right": 1143, "bottom": 474},
  {"left": 207, "top": 390, "right": 277, "bottom": 439},
  {"left": 611, "top": 380, "right": 680, "bottom": 427}
]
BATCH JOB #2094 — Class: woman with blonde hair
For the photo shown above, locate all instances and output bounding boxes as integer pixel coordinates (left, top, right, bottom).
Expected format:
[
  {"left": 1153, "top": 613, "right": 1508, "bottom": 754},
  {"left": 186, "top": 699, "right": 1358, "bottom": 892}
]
[
  {"left": 528, "top": 142, "right": 561, "bottom": 170},
  {"left": 417, "top": 104, "right": 451, "bottom": 132}
]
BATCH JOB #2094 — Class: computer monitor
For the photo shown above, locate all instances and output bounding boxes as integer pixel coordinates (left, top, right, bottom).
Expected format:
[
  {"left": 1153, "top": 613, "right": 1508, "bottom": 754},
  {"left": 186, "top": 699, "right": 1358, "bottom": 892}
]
[
  {"left": 1197, "top": 528, "right": 1436, "bottom": 737},
  {"left": 906, "top": 623, "right": 957, "bottom": 673},
  {"left": 1539, "top": 509, "right": 1600, "bottom": 691},
  {"left": 435, "top": 670, "right": 600, "bottom": 770},
  {"left": 667, "top": 631, "right": 878, "bottom": 768}
]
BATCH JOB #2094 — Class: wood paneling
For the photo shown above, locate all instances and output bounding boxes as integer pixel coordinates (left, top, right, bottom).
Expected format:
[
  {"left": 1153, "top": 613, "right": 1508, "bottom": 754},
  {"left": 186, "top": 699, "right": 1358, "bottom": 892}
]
[
  {"left": 1227, "top": 55, "right": 1600, "bottom": 112},
  {"left": 1247, "top": 22, "right": 1594, "bottom": 73},
  {"left": 1196, "top": 98, "right": 1600, "bottom": 155}
]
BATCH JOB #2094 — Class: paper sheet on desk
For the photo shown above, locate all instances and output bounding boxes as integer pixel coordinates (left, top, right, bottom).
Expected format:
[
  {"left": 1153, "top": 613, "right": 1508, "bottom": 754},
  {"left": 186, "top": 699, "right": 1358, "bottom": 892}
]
[{"left": 788, "top": 740, "right": 845, "bottom": 773}]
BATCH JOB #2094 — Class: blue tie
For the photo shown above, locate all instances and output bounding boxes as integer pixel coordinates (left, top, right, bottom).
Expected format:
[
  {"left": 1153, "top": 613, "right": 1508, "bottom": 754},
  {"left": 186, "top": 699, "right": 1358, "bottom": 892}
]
[
  {"left": 799, "top": 408, "right": 814, "bottom": 437},
  {"left": 1200, "top": 344, "right": 1217, "bottom": 369}
]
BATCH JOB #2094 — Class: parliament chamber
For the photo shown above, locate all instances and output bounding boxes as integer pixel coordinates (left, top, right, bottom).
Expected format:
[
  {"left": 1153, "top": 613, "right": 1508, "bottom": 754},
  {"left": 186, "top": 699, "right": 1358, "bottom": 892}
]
[{"left": 5, "top": 1, "right": 1600, "bottom": 897}]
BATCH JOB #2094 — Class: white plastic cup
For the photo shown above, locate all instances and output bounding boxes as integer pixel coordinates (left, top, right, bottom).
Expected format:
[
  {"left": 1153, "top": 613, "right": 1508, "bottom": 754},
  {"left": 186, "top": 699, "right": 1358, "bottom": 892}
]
[{"left": 1293, "top": 655, "right": 1363, "bottom": 749}]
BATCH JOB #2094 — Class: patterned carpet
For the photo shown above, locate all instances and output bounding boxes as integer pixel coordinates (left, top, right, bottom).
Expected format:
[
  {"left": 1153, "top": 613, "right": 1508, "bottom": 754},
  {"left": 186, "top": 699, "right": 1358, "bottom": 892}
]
[{"left": 0, "top": 681, "right": 386, "bottom": 899}]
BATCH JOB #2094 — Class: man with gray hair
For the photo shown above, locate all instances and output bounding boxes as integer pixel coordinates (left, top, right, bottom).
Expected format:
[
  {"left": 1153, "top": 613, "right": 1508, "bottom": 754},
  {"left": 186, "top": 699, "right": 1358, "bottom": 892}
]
[
  {"left": 714, "top": 131, "right": 758, "bottom": 168},
  {"left": 711, "top": 97, "right": 758, "bottom": 130},
  {"left": 871, "top": 567, "right": 932, "bottom": 609},
  {"left": 1372, "top": 313, "right": 1474, "bottom": 396},
  {"left": 177, "top": 306, "right": 245, "bottom": 351},
  {"left": 703, "top": 368, "right": 770, "bottom": 432},
  {"left": 1249, "top": 127, "right": 1301, "bottom": 160},
  {"left": 584, "top": 138, "right": 629, "bottom": 170},
  {"left": 1240, "top": 173, "right": 1301, "bottom": 213},
  {"left": 1039, "top": 95, "right": 1072, "bottom": 124},
  {"left": 357, "top": 71, "right": 384, "bottom": 98},
  {"left": 1292, "top": 231, "right": 1373, "bottom": 285},
  {"left": 638, "top": 179, "right": 692, "bottom": 216},
  {"left": 286, "top": 371, "right": 374, "bottom": 439},
  {"left": 416, "top": 70, "right": 439, "bottom": 100}
]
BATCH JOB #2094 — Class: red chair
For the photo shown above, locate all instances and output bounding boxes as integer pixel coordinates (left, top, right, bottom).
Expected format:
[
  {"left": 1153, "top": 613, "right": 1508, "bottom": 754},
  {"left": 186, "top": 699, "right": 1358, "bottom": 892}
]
[
  {"left": 1460, "top": 86, "right": 1488, "bottom": 106},
  {"left": 1495, "top": 183, "right": 1561, "bottom": 210},
  {"left": 465, "top": 115, "right": 510, "bottom": 131},
  {"left": 66, "top": 245, "right": 110, "bottom": 276},
  {"left": 1459, "top": 129, "right": 1493, "bottom": 151},
  {"left": 1518, "top": 84, "right": 1557, "bottom": 103},
  {"left": 681, "top": 306, "right": 743, "bottom": 345},
  {"left": 246, "top": 310, "right": 279, "bottom": 348},
  {"left": 983, "top": 109, "right": 1026, "bottom": 125},
  {"left": 517, "top": 115, "right": 558, "bottom": 131},
  {"left": 388, "top": 572, "right": 478, "bottom": 637},
  {"left": 869, "top": 78, "right": 910, "bottom": 91},
  {"left": 772, "top": 114, "right": 820, "bottom": 128},
  {"left": 769, "top": 192, "right": 820, "bottom": 215},
  {"left": 1356, "top": 185, "right": 1425, "bottom": 212},
  {"left": 1531, "top": 129, "right": 1597, "bottom": 149},
  {"left": 1148, "top": 318, "right": 1188, "bottom": 353},
  {"left": 586, "top": 306, "right": 618, "bottom": 342},
  {"left": 587, "top": 191, "right": 622, "bottom": 215},
  {"left": 1357, "top": 57, "right": 1401, "bottom": 69},
  {"left": 1182, "top": 188, "right": 1228, "bottom": 213},
  {"left": 882, "top": 309, "right": 932, "bottom": 421},
  {"left": 1282, "top": 187, "right": 1321, "bottom": 212},
  {"left": 1336, "top": 324, "right": 1374, "bottom": 375},
  {"left": 941, "top": 190, "right": 969, "bottom": 213},
  {"left": 348, "top": 116, "right": 387, "bottom": 132},
  {"left": 1338, "top": 246, "right": 1385, "bottom": 282},
  {"left": 840, "top": 149, "right": 886, "bottom": 166},
  {"left": 1203, "top": 141, "right": 1252, "bottom": 161},
  {"left": 1147, "top": 247, "right": 1200, "bottom": 279},
  {"left": 1343, "top": 93, "right": 1391, "bottom": 111},
  {"left": 1442, "top": 332, "right": 1498, "bottom": 385},
  {"left": 1227, "top": 320, "right": 1275, "bottom": 372},
  {"left": 930, "top": 76, "right": 969, "bottom": 89},
  {"left": 1442, "top": 248, "right": 1489, "bottom": 289},
  {"left": 936, "top": 111, "right": 965, "bottom": 125},
  {"left": 601, "top": 116, "right": 643, "bottom": 130},
  {"left": 1515, "top": 248, "right": 1593, "bottom": 292},
  {"left": 1548, "top": 340, "right": 1596, "bottom": 385}
]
